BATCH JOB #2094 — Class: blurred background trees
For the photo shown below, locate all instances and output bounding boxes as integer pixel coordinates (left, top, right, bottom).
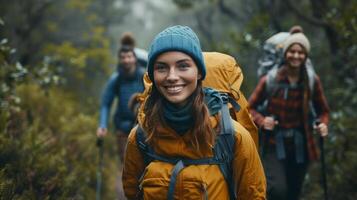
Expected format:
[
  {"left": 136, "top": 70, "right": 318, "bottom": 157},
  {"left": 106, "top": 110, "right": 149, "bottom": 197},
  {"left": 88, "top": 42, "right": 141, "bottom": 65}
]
[{"left": 0, "top": 0, "right": 356, "bottom": 199}]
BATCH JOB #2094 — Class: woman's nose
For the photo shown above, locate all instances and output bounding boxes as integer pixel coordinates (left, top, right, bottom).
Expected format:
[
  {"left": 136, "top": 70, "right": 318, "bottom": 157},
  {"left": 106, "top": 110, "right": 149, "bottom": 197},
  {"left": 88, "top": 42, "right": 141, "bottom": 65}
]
[{"left": 166, "top": 67, "right": 179, "bottom": 81}]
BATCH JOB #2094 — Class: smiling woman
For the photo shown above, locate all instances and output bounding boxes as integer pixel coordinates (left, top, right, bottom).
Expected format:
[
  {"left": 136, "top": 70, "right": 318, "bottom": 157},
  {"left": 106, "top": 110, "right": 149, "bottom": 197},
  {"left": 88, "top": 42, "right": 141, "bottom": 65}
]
[
  {"left": 248, "top": 26, "right": 330, "bottom": 200},
  {"left": 122, "top": 25, "right": 266, "bottom": 200}
]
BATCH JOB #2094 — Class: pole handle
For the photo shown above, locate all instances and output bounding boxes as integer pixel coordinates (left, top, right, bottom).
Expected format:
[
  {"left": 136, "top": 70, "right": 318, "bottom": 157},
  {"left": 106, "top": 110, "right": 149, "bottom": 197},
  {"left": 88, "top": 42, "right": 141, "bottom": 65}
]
[{"left": 97, "top": 137, "right": 103, "bottom": 147}]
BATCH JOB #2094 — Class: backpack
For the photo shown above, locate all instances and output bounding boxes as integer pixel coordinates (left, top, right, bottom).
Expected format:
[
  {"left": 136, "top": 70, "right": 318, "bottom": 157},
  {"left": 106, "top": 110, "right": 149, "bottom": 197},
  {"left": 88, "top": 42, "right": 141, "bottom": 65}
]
[
  {"left": 202, "top": 52, "right": 258, "bottom": 146},
  {"left": 134, "top": 47, "right": 148, "bottom": 69},
  {"left": 257, "top": 32, "right": 290, "bottom": 78},
  {"left": 133, "top": 52, "right": 256, "bottom": 200}
]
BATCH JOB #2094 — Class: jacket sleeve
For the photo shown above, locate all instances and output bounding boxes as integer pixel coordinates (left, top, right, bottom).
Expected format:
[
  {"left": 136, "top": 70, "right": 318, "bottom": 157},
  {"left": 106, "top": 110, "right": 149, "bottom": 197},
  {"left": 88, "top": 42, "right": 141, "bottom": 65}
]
[
  {"left": 122, "top": 126, "right": 146, "bottom": 199},
  {"left": 248, "top": 76, "right": 268, "bottom": 128},
  {"left": 232, "top": 122, "right": 267, "bottom": 199},
  {"left": 312, "top": 76, "right": 330, "bottom": 125},
  {"left": 99, "top": 73, "right": 118, "bottom": 128}
]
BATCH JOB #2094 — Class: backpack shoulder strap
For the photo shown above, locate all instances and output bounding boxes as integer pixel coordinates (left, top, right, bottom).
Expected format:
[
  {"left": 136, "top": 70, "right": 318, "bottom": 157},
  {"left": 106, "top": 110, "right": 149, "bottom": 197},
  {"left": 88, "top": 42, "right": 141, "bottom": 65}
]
[
  {"left": 136, "top": 126, "right": 155, "bottom": 166},
  {"left": 305, "top": 59, "right": 315, "bottom": 94},
  {"left": 266, "top": 65, "right": 279, "bottom": 94},
  {"left": 136, "top": 126, "right": 181, "bottom": 165},
  {"left": 258, "top": 66, "right": 279, "bottom": 113},
  {"left": 114, "top": 72, "right": 121, "bottom": 95},
  {"left": 305, "top": 59, "right": 317, "bottom": 125},
  {"left": 214, "top": 94, "right": 237, "bottom": 200}
]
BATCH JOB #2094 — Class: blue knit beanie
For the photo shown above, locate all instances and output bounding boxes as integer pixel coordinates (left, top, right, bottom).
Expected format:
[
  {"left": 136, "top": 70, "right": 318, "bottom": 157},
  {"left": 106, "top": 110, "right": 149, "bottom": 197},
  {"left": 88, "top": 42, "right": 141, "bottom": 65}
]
[{"left": 147, "top": 25, "right": 206, "bottom": 81}]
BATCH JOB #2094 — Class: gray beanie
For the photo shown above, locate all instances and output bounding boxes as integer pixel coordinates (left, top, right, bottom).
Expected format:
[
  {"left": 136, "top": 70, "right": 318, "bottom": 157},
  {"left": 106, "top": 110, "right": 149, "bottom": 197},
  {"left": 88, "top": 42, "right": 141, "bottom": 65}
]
[{"left": 147, "top": 25, "right": 206, "bottom": 82}]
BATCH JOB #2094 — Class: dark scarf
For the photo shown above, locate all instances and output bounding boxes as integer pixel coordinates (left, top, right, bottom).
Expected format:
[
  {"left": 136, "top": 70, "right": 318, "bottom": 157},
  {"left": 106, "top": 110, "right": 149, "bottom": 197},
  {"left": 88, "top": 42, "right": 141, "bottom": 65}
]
[
  {"left": 163, "top": 99, "right": 194, "bottom": 135},
  {"left": 162, "top": 88, "right": 223, "bottom": 135}
]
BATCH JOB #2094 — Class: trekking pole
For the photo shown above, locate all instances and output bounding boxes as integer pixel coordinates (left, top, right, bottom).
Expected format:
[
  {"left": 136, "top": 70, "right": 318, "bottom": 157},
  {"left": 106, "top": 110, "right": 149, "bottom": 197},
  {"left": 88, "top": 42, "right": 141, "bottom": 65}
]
[
  {"left": 96, "top": 137, "right": 104, "bottom": 200},
  {"left": 319, "top": 135, "right": 328, "bottom": 200},
  {"left": 315, "top": 120, "right": 328, "bottom": 200}
]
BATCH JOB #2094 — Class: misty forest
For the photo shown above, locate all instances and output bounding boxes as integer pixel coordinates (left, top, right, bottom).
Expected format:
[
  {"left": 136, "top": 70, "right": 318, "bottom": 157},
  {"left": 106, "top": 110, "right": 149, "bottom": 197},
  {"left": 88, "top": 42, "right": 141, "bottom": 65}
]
[{"left": 1, "top": 0, "right": 356, "bottom": 199}]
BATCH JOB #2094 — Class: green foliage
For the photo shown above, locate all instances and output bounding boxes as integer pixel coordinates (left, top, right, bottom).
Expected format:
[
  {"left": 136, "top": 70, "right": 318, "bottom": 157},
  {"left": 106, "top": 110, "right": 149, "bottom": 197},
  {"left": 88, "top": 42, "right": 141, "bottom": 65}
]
[
  {"left": 1, "top": 84, "right": 97, "bottom": 199},
  {"left": 0, "top": 1, "right": 121, "bottom": 198},
  {"left": 0, "top": 40, "right": 118, "bottom": 200},
  {"left": 0, "top": 39, "right": 26, "bottom": 116}
]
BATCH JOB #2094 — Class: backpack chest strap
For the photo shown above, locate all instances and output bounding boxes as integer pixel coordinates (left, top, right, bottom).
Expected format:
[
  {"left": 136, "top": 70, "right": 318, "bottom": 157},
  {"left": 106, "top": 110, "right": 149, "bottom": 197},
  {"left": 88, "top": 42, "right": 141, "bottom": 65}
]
[{"left": 167, "top": 160, "right": 185, "bottom": 200}]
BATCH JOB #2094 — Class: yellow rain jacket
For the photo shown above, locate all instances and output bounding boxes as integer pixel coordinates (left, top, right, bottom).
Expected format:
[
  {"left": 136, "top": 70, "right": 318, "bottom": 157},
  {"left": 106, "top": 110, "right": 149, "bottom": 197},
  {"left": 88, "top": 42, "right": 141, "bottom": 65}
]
[{"left": 123, "top": 114, "right": 266, "bottom": 199}]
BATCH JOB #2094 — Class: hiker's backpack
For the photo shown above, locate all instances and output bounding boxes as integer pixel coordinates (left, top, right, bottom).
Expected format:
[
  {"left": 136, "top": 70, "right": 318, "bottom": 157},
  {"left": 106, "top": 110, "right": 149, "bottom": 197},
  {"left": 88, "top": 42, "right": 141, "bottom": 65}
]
[
  {"left": 202, "top": 52, "right": 258, "bottom": 147},
  {"left": 133, "top": 52, "right": 257, "bottom": 200},
  {"left": 134, "top": 47, "right": 148, "bottom": 68},
  {"left": 257, "top": 32, "right": 290, "bottom": 78}
]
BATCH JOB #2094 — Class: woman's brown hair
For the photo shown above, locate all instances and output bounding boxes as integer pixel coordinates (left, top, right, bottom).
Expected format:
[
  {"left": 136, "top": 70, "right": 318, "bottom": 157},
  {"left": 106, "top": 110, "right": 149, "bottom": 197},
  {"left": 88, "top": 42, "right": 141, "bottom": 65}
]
[
  {"left": 301, "top": 64, "right": 312, "bottom": 126},
  {"left": 143, "top": 81, "right": 216, "bottom": 151}
]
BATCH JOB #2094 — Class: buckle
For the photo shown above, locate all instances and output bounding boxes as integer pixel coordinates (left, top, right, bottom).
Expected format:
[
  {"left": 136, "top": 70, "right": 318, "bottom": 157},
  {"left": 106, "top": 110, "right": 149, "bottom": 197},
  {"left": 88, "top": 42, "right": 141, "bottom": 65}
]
[{"left": 219, "top": 93, "right": 229, "bottom": 103}]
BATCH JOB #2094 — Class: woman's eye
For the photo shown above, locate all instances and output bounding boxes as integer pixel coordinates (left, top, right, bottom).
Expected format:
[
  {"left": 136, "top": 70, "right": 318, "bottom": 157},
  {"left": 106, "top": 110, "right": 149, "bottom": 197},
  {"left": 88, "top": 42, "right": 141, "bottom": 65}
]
[
  {"left": 155, "top": 64, "right": 167, "bottom": 72},
  {"left": 178, "top": 63, "right": 190, "bottom": 70}
]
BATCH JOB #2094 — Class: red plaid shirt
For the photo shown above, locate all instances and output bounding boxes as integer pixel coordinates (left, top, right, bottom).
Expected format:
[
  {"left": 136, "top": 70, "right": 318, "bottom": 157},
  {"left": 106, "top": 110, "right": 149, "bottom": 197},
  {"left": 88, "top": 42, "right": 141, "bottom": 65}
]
[{"left": 249, "top": 66, "right": 330, "bottom": 160}]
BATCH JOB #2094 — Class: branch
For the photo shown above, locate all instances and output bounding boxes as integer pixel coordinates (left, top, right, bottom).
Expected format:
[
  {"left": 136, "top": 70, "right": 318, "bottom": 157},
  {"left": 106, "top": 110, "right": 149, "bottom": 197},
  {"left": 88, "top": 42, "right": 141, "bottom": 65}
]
[
  {"left": 285, "top": 0, "right": 328, "bottom": 27},
  {"left": 24, "top": 0, "right": 55, "bottom": 33},
  {"left": 217, "top": 0, "right": 243, "bottom": 21},
  {"left": 195, "top": 11, "right": 213, "bottom": 43},
  {"left": 268, "top": 0, "right": 283, "bottom": 32}
]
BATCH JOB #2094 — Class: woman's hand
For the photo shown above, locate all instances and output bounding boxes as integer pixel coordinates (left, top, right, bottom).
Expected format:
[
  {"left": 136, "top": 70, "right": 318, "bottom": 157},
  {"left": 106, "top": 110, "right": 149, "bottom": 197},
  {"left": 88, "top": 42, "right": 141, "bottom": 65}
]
[
  {"left": 314, "top": 123, "right": 328, "bottom": 137},
  {"left": 263, "top": 116, "right": 278, "bottom": 131}
]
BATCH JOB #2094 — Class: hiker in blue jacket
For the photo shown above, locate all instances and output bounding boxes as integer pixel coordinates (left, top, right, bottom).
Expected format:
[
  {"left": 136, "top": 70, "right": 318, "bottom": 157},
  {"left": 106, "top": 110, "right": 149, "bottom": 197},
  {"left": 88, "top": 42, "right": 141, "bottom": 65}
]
[{"left": 96, "top": 45, "right": 145, "bottom": 163}]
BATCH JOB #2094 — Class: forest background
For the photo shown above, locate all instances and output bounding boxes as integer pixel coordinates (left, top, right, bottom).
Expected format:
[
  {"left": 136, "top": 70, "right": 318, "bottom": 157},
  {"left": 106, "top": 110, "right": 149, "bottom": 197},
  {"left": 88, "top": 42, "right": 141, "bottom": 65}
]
[{"left": 1, "top": 0, "right": 356, "bottom": 199}]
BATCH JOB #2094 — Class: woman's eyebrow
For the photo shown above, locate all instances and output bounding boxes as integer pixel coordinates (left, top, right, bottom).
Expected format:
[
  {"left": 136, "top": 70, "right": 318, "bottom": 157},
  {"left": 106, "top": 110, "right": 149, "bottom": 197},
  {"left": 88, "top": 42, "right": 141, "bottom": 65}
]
[
  {"left": 155, "top": 58, "right": 192, "bottom": 65},
  {"left": 176, "top": 59, "right": 192, "bottom": 64},
  {"left": 154, "top": 61, "right": 168, "bottom": 65}
]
